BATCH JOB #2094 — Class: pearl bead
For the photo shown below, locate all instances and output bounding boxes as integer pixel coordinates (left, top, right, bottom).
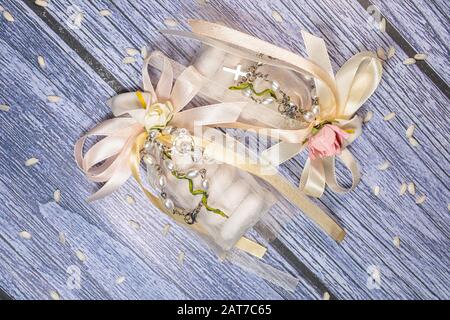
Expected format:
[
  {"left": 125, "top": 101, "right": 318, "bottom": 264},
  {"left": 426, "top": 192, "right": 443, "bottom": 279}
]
[
  {"left": 158, "top": 175, "right": 167, "bottom": 188},
  {"left": 162, "top": 126, "right": 174, "bottom": 135},
  {"left": 303, "top": 111, "right": 315, "bottom": 122},
  {"left": 271, "top": 80, "right": 280, "bottom": 91},
  {"left": 201, "top": 179, "right": 209, "bottom": 190},
  {"left": 143, "top": 154, "right": 156, "bottom": 166},
  {"left": 163, "top": 198, "right": 174, "bottom": 211},
  {"left": 261, "top": 97, "right": 274, "bottom": 105},
  {"left": 311, "top": 104, "right": 320, "bottom": 116},
  {"left": 242, "top": 88, "right": 252, "bottom": 97},
  {"left": 149, "top": 130, "right": 158, "bottom": 139},
  {"left": 164, "top": 159, "right": 174, "bottom": 171},
  {"left": 186, "top": 169, "right": 199, "bottom": 179},
  {"left": 144, "top": 141, "right": 152, "bottom": 150}
]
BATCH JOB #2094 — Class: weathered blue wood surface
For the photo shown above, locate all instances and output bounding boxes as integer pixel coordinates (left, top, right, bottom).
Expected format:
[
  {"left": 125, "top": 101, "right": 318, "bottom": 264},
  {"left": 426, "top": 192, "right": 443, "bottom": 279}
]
[{"left": 0, "top": 0, "right": 448, "bottom": 300}]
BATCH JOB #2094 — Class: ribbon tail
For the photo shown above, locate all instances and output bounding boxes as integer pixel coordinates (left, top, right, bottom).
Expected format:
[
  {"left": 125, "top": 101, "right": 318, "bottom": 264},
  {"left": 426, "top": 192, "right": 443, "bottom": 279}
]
[
  {"left": 299, "top": 158, "right": 326, "bottom": 198},
  {"left": 323, "top": 149, "right": 361, "bottom": 193}
]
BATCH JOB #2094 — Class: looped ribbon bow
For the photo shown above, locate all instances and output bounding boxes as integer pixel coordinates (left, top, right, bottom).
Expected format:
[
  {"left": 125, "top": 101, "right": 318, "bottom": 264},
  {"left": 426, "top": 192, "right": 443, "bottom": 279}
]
[
  {"left": 166, "top": 20, "right": 383, "bottom": 198},
  {"left": 75, "top": 49, "right": 348, "bottom": 248}
]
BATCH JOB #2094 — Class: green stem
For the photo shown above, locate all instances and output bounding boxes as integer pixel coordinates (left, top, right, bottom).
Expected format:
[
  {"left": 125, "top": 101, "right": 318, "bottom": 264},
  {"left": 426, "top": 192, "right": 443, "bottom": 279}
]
[
  {"left": 229, "top": 83, "right": 278, "bottom": 99},
  {"left": 171, "top": 171, "right": 228, "bottom": 218}
]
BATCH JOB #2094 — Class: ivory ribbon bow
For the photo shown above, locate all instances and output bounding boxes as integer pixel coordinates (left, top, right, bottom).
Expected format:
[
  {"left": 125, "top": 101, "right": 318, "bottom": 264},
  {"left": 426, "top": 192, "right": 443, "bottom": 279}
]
[
  {"left": 166, "top": 20, "right": 383, "bottom": 198},
  {"left": 74, "top": 51, "right": 245, "bottom": 201}
]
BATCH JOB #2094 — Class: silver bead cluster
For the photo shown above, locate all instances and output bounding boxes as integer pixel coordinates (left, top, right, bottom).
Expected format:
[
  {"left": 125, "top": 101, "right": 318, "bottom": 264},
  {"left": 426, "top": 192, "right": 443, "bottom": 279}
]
[
  {"left": 235, "top": 62, "right": 321, "bottom": 122},
  {"left": 142, "top": 127, "right": 212, "bottom": 224}
]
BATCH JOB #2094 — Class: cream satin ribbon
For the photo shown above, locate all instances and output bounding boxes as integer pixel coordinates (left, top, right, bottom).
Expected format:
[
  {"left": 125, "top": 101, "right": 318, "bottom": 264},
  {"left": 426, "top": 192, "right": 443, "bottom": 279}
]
[
  {"left": 166, "top": 20, "right": 383, "bottom": 198},
  {"left": 75, "top": 50, "right": 346, "bottom": 263}
]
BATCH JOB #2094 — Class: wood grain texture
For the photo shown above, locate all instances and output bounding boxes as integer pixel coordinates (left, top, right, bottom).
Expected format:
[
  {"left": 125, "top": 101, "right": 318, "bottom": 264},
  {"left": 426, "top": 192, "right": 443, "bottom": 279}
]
[
  {"left": 371, "top": 0, "right": 449, "bottom": 84},
  {"left": 0, "top": 0, "right": 448, "bottom": 300}
]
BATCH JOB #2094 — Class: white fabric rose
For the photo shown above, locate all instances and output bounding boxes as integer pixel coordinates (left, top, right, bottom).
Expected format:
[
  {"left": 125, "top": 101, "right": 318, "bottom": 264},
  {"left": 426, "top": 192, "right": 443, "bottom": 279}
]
[{"left": 144, "top": 102, "right": 173, "bottom": 131}]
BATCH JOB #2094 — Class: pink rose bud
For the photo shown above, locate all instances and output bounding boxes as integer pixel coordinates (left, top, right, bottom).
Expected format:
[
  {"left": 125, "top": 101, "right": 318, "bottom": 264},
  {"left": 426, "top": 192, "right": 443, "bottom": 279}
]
[{"left": 308, "top": 124, "right": 349, "bottom": 160}]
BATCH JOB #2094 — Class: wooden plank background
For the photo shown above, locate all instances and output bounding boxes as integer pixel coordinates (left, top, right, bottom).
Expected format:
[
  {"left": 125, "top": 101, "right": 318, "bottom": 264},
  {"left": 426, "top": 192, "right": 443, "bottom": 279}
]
[{"left": 0, "top": 0, "right": 448, "bottom": 300}]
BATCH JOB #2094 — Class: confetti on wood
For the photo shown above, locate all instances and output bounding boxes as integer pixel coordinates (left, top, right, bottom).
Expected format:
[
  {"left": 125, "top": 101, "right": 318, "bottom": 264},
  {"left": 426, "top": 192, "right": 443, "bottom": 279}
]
[
  {"left": 19, "top": 231, "right": 32, "bottom": 240},
  {"left": 415, "top": 194, "right": 426, "bottom": 204},
  {"left": 37, "top": 55, "right": 46, "bottom": 69},
  {"left": 35, "top": 0, "right": 48, "bottom": 7},
  {"left": 125, "top": 195, "right": 135, "bottom": 205},
  {"left": 407, "top": 182, "right": 416, "bottom": 195},
  {"left": 393, "top": 236, "right": 400, "bottom": 248},
  {"left": 3, "top": 11, "right": 14, "bottom": 22},
  {"left": 162, "top": 224, "right": 171, "bottom": 236},
  {"left": 409, "top": 137, "right": 419, "bottom": 147},
  {"left": 323, "top": 292, "right": 330, "bottom": 300},
  {"left": 403, "top": 57, "right": 416, "bottom": 65},
  {"left": 47, "top": 95, "right": 61, "bottom": 103},
  {"left": 115, "top": 275, "right": 126, "bottom": 285},
  {"left": 414, "top": 53, "right": 427, "bottom": 60},
  {"left": 0, "top": 104, "right": 10, "bottom": 112},
  {"left": 49, "top": 290, "right": 60, "bottom": 300},
  {"left": 363, "top": 110, "right": 373, "bottom": 123},
  {"left": 406, "top": 124, "right": 415, "bottom": 138},
  {"left": 75, "top": 250, "right": 87, "bottom": 262},
  {"left": 399, "top": 182, "right": 407, "bottom": 196},
  {"left": 387, "top": 46, "right": 396, "bottom": 59},
  {"left": 125, "top": 48, "right": 140, "bottom": 56},
  {"left": 272, "top": 10, "right": 283, "bottom": 23},
  {"left": 377, "top": 160, "right": 390, "bottom": 171},
  {"left": 25, "top": 157, "right": 39, "bottom": 167},
  {"left": 58, "top": 231, "right": 66, "bottom": 245},
  {"left": 99, "top": 9, "right": 112, "bottom": 17},
  {"left": 373, "top": 185, "right": 380, "bottom": 196},
  {"left": 128, "top": 220, "right": 141, "bottom": 231},
  {"left": 178, "top": 251, "right": 185, "bottom": 265},
  {"left": 163, "top": 18, "right": 178, "bottom": 27},
  {"left": 122, "top": 56, "right": 136, "bottom": 64},
  {"left": 383, "top": 112, "right": 396, "bottom": 121},
  {"left": 53, "top": 189, "right": 61, "bottom": 203}
]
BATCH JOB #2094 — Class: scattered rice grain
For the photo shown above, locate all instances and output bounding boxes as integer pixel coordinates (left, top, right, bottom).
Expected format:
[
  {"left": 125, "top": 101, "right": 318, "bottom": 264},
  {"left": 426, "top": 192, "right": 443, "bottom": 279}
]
[
  {"left": 407, "top": 182, "right": 415, "bottom": 195},
  {"left": 35, "top": 0, "right": 48, "bottom": 7},
  {"left": 178, "top": 251, "right": 185, "bottom": 265},
  {"left": 122, "top": 56, "right": 136, "bottom": 64},
  {"left": 272, "top": 10, "right": 283, "bottom": 23},
  {"left": 115, "top": 275, "right": 126, "bottom": 285},
  {"left": 125, "top": 48, "right": 139, "bottom": 56},
  {"left": 399, "top": 182, "right": 407, "bottom": 196},
  {"left": 376, "top": 47, "right": 386, "bottom": 60},
  {"left": 393, "top": 236, "right": 400, "bottom": 248},
  {"left": 323, "top": 292, "right": 330, "bottom": 300},
  {"left": 37, "top": 55, "right": 46, "bottom": 69},
  {"left": 415, "top": 194, "right": 426, "bottom": 204},
  {"left": 414, "top": 53, "right": 427, "bottom": 60},
  {"left": 49, "top": 290, "right": 60, "bottom": 300},
  {"left": 383, "top": 112, "right": 396, "bottom": 121},
  {"left": 162, "top": 223, "right": 171, "bottom": 236},
  {"left": 373, "top": 185, "right": 380, "bottom": 196},
  {"left": 75, "top": 249, "right": 86, "bottom": 262},
  {"left": 125, "top": 195, "right": 135, "bottom": 205},
  {"left": 3, "top": 11, "right": 14, "bottom": 22},
  {"left": 19, "top": 231, "right": 32, "bottom": 240},
  {"left": 53, "top": 189, "right": 61, "bottom": 203},
  {"left": 406, "top": 124, "right": 415, "bottom": 138},
  {"left": 25, "top": 157, "right": 39, "bottom": 166},
  {"left": 0, "top": 5, "right": 4, "bottom": 12},
  {"left": 58, "top": 231, "right": 66, "bottom": 245},
  {"left": 387, "top": 46, "right": 396, "bottom": 59},
  {"left": 409, "top": 137, "right": 419, "bottom": 147},
  {"left": 377, "top": 160, "right": 390, "bottom": 171},
  {"left": 73, "top": 12, "right": 84, "bottom": 28},
  {"left": 163, "top": 18, "right": 178, "bottom": 27},
  {"left": 140, "top": 46, "right": 148, "bottom": 59},
  {"left": 128, "top": 220, "right": 141, "bottom": 230},
  {"left": 99, "top": 9, "right": 112, "bottom": 17},
  {"left": 47, "top": 95, "right": 61, "bottom": 103},
  {"left": 379, "top": 18, "right": 386, "bottom": 32},
  {"left": 0, "top": 104, "right": 10, "bottom": 112},
  {"left": 403, "top": 58, "right": 416, "bottom": 65}
]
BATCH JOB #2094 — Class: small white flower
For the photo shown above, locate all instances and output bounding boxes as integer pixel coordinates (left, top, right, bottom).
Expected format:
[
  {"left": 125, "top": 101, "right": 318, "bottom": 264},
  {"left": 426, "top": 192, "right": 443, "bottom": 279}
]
[{"left": 144, "top": 102, "right": 173, "bottom": 131}]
